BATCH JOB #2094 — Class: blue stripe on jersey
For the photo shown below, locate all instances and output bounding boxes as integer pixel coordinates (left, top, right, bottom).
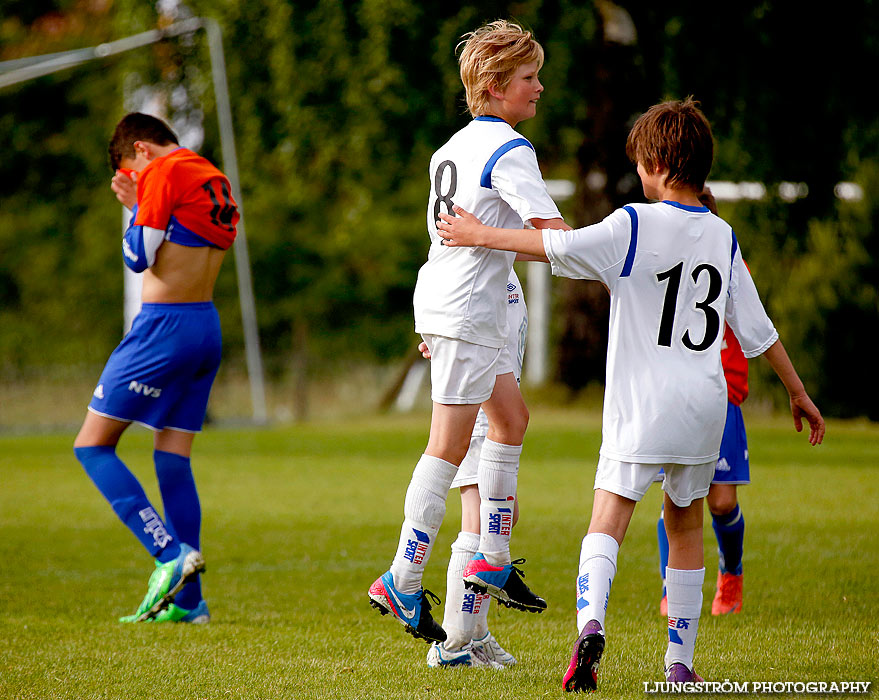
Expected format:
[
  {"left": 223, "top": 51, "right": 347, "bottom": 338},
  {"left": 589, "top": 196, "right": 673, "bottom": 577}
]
[
  {"left": 620, "top": 205, "right": 639, "bottom": 277},
  {"left": 480, "top": 138, "right": 534, "bottom": 189},
  {"left": 731, "top": 229, "right": 739, "bottom": 265},
  {"left": 474, "top": 115, "right": 506, "bottom": 122},
  {"left": 661, "top": 200, "right": 709, "bottom": 213},
  {"left": 167, "top": 216, "right": 223, "bottom": 249}
]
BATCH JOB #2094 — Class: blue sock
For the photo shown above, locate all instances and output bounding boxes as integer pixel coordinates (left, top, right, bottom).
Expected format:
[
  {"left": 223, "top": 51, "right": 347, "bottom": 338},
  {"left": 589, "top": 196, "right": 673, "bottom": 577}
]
[
  {"left": 657, "top": 508, "right": 670, "bottom": 596},
  {"left": 75, "top": 445, "right": 180, "bottom": 562},
  {"left": 154, "top": 450, "right": 202, "bottom": 608},
  {"left": 712, "top": 504, "right": 744, "bottom": 575}
]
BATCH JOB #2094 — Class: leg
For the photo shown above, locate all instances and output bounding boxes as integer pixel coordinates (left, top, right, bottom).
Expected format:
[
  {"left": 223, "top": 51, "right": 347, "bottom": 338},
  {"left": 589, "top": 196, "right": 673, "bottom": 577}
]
[
  {"left": 463, "top": 374, "right": 544, "bottom": 611},
  {"left": 707, "top": 483, "right": 743, "bottom": 573},
  {"left": 662, "top": 493, "right": 705, "bottom": 676},
  {"left": 474, "top": 372, "right": 527, "bottom": 565},
  {"left": 74, "top": 412, "right": 180, "bottom": 562},
  {"left": 430, "top": 484, "right": 495, "bottom": 666},
  {"left": 707, "top": 483, "right": 744, "bottom": 614},
  {"left": 392, "top": 402, "right": 479, "bottom": 592},
  {"left": 564, "top": 490, "right": 634, "bottom": 693},
  {"left": 657, "top": 501, "right": 670, "bottom": 614},
  {"left": 153, "top": 429, "right": 203, "bottom": 612},
  {"left": 370, "top": 402, "right": 479, "bottom": 643}
]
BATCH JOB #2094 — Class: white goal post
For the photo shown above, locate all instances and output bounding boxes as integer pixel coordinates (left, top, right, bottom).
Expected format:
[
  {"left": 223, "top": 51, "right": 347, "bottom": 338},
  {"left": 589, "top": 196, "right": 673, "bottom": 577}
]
[{"left": 0, "top": 17, "right": 268, "bottom": 424}]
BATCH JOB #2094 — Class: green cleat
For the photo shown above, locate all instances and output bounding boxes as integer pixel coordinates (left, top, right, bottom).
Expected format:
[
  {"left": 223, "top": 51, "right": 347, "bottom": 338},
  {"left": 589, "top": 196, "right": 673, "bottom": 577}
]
[
  {"left": 121, "top": 599, "right": 210, "bottom": 624},
  {"left": 119, "top": 543, "right": 205, "bottom": 623}
]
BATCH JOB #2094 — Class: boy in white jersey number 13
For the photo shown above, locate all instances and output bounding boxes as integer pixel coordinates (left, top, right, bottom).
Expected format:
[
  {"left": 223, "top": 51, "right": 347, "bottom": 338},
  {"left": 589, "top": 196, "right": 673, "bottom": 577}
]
[
  {"left": 437, "top": 98, "right": 825, "bottom": 691},
  {"left": 368, "top": 20, "right": 570, "bottom": 643}
]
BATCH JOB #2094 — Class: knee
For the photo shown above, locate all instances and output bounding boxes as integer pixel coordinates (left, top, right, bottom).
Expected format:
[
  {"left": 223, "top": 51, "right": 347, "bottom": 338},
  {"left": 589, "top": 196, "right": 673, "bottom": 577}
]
[
  {"left": 707, "top": 492, "right": 738, "bottom": 517},
  {"left": 494, "top": 405, "right": 529, "bottom": 443}
]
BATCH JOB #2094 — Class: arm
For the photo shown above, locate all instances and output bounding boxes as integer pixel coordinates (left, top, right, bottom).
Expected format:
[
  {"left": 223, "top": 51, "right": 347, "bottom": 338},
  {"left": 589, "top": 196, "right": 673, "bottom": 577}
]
[
  {"left": 437, "top": 206, "right": 549, "bottom": 259},
  {"left": 762, "top": 339, "right": 825, "bottom": 445},
  {"left": 515, "top": 217, "right": 572, "bottom": 261}
]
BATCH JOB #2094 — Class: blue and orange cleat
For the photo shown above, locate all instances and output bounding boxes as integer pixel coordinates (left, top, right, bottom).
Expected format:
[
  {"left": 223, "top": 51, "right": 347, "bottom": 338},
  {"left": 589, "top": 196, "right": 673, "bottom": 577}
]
[
  {"left": 368, "top": 571, "right": 446, "bottom": 643},
  {"left": 463, "top": 554, "right": 546, "bottom": 612}
]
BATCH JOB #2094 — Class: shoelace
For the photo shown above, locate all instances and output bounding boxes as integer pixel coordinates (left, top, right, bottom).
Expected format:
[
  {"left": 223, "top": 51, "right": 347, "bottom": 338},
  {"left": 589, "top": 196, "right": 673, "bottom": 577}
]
[
  {"left": 510, "top": 557, "right": 527, "bottom": 578},
  {"left": 421, "top": 588, "right": 442, "bottom": 608}
]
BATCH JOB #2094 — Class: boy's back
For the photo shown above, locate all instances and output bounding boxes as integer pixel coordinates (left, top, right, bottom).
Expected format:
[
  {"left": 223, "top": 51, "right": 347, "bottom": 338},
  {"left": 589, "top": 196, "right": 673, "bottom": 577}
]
[
  {"left": 542, "top": 200, "right": 775, "bottom": 464},
  {"left": 415, "top": 116, "right": 559, "bottom": 348}
]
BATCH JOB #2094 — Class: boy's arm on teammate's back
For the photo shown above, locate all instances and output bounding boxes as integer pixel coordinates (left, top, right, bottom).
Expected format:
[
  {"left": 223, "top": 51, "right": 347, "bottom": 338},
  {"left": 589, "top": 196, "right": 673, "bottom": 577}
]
[
  {"left": 762, "top": 339, "right": 825, "bottom": 445},
  {"left": 515, "top": 217, "right": 572, "bottom": 261},
  {"left": 437, "top": 206, "right": 548, "bottom": 259}
]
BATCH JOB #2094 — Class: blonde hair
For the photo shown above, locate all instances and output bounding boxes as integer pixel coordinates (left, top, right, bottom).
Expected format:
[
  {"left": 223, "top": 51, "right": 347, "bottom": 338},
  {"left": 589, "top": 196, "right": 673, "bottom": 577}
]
[{"left": 457, "top": 20, "right": 544, "bottom": 117}]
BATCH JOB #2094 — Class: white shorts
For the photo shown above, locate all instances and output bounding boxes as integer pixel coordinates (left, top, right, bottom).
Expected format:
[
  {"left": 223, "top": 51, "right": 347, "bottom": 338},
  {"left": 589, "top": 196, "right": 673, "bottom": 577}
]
[
  {"left": 594, "top": 456, "right": 714, "bottom": 508},
  {"left": 451, "top": 434, "right": 485, "bottom": 488},
  {"left": 422, "top": 334, "right": 513, "bottom": 405}
]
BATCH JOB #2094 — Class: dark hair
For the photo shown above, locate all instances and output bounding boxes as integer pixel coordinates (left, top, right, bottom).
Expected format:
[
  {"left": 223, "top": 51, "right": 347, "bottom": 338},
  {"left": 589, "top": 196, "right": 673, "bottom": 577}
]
[
  {"left": 108, "top": 113, "right": 178, "bottom": 170},
  {"left": 626, "top": 97, "right": 713, "bottom": 191}
]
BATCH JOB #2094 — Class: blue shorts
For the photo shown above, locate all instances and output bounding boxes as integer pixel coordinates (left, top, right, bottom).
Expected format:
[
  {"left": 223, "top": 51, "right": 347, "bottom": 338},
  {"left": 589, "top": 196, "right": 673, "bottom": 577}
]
[
  {"left": 88, "top": 302, "right": 222, "bottom": 432},
  {"left": 713, "top": 402, "right": 749, "bottom": 484},
  {"left": 654, "top": 402, "right": 749, "bottom": 486}
]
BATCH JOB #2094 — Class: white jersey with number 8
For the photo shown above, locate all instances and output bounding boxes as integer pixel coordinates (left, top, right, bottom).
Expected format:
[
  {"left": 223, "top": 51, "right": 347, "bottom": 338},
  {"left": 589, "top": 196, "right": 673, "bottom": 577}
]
[{"left": 414, "top": 116, "right": 560, "bottom": 348}]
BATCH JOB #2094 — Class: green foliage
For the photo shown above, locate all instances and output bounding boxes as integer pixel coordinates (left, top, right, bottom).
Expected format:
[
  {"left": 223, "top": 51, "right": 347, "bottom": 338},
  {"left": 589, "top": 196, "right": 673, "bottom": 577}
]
[{"left": 1, "top": 1, "right": 879, "bottom": 417}]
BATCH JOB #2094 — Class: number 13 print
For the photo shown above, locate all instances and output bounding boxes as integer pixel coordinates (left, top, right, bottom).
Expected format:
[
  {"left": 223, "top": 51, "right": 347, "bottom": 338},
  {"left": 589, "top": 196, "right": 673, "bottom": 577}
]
[{"left": 656, "top": 261, "right": 723, "bottom": 351}]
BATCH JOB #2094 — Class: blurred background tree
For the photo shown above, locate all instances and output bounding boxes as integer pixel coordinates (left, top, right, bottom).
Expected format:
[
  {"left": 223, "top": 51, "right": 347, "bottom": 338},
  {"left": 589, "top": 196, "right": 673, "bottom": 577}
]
[{"left": 1, "top": 0, "right": 876, "bottom": 421}]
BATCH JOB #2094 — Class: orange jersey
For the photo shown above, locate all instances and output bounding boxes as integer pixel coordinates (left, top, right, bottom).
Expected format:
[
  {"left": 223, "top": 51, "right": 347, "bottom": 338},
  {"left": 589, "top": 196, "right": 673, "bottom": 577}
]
[
  {"left": 722, "top": 324, "right": 749, "bottom": 405},
  {"left": 134, "top": 148, "right": 239, "bottom": 249}
]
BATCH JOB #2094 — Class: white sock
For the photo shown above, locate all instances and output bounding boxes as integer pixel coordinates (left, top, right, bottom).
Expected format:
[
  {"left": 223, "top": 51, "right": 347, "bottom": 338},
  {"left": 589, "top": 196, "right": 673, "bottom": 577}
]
[
  {"left": 441, "top": 531, "right": 489, "bottom": 650},
  {"left": 664, "top": 567, "right": 704, "bottom": 670},
  {"left": 576, "top": 532, "right": 619, "bottom": 633},
  {"left": 389, "top": 455, "right": 457, "bottom": 594},
  {"left": 477, "top": 439, "right": 521, "bottom": 565}
]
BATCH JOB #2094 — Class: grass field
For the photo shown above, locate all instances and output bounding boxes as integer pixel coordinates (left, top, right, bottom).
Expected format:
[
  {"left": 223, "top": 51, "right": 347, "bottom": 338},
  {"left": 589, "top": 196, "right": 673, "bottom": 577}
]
[{"left": 1, "top": 408, "right": 876, "bottom": 699}]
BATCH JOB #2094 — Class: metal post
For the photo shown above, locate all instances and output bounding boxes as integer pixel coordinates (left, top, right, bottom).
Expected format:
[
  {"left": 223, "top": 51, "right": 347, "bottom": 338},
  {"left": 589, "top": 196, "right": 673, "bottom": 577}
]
[
  {"left": 525, "top": 261, "right": 551, "bottom": 386},
  {"left": 202, "top": 17, "right": 268, "bottom": 424}
]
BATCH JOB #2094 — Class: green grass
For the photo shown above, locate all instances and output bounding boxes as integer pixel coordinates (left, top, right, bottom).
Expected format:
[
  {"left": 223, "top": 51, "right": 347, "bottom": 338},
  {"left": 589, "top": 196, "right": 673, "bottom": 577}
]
[{"left": 1, "top": 409, "right": 877, "bottom": 699}]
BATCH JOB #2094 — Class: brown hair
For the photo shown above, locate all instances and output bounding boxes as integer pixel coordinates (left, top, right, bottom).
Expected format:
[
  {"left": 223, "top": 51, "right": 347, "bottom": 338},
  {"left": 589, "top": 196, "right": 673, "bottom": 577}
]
[
  {"left": 457, "top": 20, "right": 544, "bottom": 118},
  {"left": 108, "top": 113, "right": 178, "bottom": 170},
  {"left": 626, "top": 97, "right": 714, "bottom": 191}
]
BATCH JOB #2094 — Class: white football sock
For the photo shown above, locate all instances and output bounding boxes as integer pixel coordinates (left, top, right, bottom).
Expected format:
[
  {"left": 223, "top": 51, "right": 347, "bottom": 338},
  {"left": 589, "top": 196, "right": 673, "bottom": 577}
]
[
  {"left": 576, "top": 532, "right": 619, "bottom": 633},
  {"left": 389, "top": 454, "right": 457, "bottom": 594},
  {"left": 477, "top": 439, "right": 521, "bottom": 565},
  {"left": 664, "top": 567, "right": 704, "bottom": 671},
  {"left": 441, "top": 531, "right": 489, "bottom": 650}
]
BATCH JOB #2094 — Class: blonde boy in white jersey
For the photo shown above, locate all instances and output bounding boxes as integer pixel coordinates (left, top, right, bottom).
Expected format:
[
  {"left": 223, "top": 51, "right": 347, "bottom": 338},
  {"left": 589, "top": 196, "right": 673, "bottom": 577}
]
[
  {"left": 368, "top": 21, "right": 570, "bottom": 643},
  {"left": 436, "top": 98, "right": 825, "bottom": 689}
]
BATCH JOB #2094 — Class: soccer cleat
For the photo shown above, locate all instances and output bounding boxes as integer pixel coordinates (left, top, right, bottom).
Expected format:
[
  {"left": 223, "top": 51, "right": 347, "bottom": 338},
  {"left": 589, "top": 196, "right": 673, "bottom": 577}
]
[
  {"left": 666, "top": 662, "right": 704, "bottom": 682},
  {"left": 368, "top": 571, "right": 446, "bottom": 643},
  {"left": 121, "top": 599, "right": 211, "bottom": 624},
  {"left": 120, "top": 543, "right": 206, "bottom": 623},
  {"left": 471, "top": 631, "right": 517, "bottom": 667},
  {"left": 463, "top": 554, "right": 546, "bottom": 613},
  {"left": 659, "top": 594, "right": 668, "bottom": 617},
  {"left": 711, "top": 570, "right": 743, "bottom": 615},
  {"left": 426, "top": 642, "right": 502, "bottom": 668},
  {"left": 563, "top": 619, "right": 605, "bottom": 693}
]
